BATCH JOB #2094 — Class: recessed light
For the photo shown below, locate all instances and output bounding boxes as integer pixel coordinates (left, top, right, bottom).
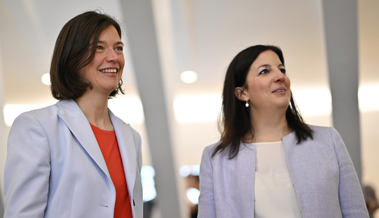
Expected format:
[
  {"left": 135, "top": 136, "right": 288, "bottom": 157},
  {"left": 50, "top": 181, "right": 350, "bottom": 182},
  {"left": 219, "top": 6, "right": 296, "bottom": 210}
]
[
  {"left": 41, "top": 73, "right": 50, "bottom": 86},
  {"left": 180, "top": 70, "right": 198, "bottom": 84}
]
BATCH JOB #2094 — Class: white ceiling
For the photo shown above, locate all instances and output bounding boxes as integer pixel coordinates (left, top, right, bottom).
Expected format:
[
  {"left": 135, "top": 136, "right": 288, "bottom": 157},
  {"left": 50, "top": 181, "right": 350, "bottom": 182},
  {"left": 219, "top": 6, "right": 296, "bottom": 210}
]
[{"left": 0, "top": 0, "right": 378, "bottom": 174}]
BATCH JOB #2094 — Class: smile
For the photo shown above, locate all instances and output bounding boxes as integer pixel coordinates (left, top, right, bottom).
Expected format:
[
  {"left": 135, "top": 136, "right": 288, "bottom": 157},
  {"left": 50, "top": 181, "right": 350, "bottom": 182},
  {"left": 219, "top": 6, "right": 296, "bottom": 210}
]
[
  {"left": 272, "top": 89, "right": 285, "bottom": 93},
  {"left": 99, "top": 68, "right": 118, "bottom": 73}
]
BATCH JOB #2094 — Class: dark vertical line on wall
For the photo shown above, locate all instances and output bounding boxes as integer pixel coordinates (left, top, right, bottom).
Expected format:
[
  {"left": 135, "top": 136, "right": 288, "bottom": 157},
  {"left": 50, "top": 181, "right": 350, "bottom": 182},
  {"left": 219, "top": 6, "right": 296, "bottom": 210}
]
[
  {"left": 321, "top": 0, "right": 362, "bottom": 180},
  {"left": 118, "top": 0, "right": 182, "bottom": 217}
]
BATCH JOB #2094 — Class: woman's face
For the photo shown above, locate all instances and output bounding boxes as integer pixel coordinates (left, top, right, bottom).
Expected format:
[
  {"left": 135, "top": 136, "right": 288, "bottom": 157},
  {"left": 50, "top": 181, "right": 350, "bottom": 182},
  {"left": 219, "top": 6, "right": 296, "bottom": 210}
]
[
  {"left": 81, "top": 25, "right": 124, "bottom": 96},
  {"left": 240, "top": 50, "right": 291, "bottom": 110}
]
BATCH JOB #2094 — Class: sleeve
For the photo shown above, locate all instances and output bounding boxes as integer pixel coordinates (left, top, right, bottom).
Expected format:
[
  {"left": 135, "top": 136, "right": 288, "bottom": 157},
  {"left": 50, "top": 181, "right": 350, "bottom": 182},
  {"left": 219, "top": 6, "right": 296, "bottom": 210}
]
[
  {"left": 331, "top": 128, "right": 369, "bottom": 218},
  {"left": 3, "top": 112, "right": 51, "bottom": 218},
  {"left": 197, "top": 146, "right": 216, "bottom": 218}
]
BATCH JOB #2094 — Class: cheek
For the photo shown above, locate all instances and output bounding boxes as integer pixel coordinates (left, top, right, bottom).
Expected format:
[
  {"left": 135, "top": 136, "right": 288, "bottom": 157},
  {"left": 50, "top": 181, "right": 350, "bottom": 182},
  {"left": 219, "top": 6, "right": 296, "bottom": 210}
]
[
  {"left": 286, "top": 78, "right": 291, "bottom": 88},
  {"left": 119, "top": 55, "right": 125, "bottom": 67},
  {"left": 90, "top": 53, "right": 102, "bottom": 65},
  {"left": 119, "top": 59, "right": 125, "bottom": 76},
  {"left": 247, "top": 81, "right": 263, "bottom": 98}
]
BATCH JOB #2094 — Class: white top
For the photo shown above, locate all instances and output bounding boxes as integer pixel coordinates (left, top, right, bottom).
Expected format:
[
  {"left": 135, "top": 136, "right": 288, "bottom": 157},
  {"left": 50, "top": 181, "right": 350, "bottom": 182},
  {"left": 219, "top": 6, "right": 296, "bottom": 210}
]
[{"left": 251, "top": 141, "right": 302, "bottom": 218}]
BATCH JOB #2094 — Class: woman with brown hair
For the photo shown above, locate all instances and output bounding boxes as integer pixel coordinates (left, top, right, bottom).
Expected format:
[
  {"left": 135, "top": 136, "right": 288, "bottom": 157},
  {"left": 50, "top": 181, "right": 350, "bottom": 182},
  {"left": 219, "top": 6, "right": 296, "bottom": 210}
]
[
  {"left": 4, "top": 11, "right": 142, "bottom": 218},
  {"left": 198, "top": 45, "right": 368, "bottom": 218}
]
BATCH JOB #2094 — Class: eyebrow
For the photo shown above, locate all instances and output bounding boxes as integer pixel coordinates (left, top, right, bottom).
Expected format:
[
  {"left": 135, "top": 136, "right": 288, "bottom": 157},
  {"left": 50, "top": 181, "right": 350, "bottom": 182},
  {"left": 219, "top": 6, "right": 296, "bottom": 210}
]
[
  {"left": 258, "top": 63, "right": 284, "bottom": 69},
  {"left": 258, "top": 64, "right": 271, "bottom": 69},
  {"left": 97, "top": 40, "right": 124, "bottom": 46}
]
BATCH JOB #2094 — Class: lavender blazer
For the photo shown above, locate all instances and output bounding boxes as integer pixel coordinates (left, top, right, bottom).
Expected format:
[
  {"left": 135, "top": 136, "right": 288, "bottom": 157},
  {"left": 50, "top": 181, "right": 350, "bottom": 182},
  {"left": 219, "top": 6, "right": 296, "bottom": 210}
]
[
  {"left": 3, "top": 100, "right": 143, "bottom": 218},
  {"left": 198, "top": 125, "right": 368, "bottom": 218}
]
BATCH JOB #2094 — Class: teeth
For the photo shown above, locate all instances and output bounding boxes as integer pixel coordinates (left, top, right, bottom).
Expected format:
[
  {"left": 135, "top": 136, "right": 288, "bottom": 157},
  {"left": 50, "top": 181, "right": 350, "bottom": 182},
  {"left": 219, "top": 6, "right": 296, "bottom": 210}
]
[{"left": 100, "top": 68, "right": 117, "bottom": 73}]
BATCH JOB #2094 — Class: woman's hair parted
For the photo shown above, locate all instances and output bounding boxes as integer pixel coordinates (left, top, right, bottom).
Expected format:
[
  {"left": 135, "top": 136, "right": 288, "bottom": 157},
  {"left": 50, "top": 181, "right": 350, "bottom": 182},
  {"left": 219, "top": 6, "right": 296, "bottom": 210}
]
[
  {"left": 213, "top": 45, "right": 313, "bottom": 159},
  {"left": 50, "top": 10, "right": 124, "bottom": 100}
]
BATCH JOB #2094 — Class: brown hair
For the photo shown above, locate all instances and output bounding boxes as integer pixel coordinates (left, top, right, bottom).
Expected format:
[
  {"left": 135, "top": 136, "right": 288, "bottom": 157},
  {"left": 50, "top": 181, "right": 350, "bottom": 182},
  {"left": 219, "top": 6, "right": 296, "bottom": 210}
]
[
  {"left": 50, "top": 11, "right": 124, "bottom": 100},
  {"left": 213, "top": 45, "right": 313, "bottom": 159}
]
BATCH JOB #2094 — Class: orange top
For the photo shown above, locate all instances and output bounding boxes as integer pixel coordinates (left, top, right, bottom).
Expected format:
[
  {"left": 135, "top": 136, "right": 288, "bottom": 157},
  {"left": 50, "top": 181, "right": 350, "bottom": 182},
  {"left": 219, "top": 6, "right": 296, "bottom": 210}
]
[{"left": 91, "top": 123, "right": 133, "bottom": 218}]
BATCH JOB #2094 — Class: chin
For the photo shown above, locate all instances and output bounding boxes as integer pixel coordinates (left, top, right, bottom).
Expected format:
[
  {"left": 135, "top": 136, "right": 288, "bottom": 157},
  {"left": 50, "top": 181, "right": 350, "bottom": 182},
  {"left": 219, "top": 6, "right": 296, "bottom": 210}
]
[{"left": 277, "top": 102, "right": 290, "bottom": 109}]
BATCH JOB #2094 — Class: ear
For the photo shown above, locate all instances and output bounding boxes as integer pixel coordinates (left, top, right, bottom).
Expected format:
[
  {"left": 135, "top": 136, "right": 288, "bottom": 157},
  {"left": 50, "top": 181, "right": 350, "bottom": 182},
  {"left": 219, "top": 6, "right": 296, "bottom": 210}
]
[{"left": 234, "top": 87, "right": 249, "bottom": 101}]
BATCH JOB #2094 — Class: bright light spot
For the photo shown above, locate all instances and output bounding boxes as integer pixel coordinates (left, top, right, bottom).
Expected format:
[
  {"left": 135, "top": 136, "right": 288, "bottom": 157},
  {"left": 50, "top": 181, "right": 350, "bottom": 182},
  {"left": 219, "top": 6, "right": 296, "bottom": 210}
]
[
  {"left": 173, "top": 94, "right": 221, "bottom": 123},
  {"left": 3, "top": 103, "right": 55, "bottom": 127},
  {"left": 186, "top": 188, "right": 200, "bottom": 204},
  {"left": 291, "top": 87, "right": 332, "bottom": 116},
  {"left": 359, "top": 83, "right": 379, "bottom": 112},
  {"left": 141, "top": 166, "right": 157, "bottom": 202},
  {"left": 108, "top": 96, "right": 144, "bottom": 125},
  {"left": 3, "top": 96, "right": 144, "bottom": 127},
  {"left": 180, "top": 165, "right": 200, "bottom": 177},
  {"left": 180, "top": 165, "right": 191, "bottom": 177},
  {"left": 41, "top": 73, "right": 50, "bottom": 86},
  {"left": 180, "top": 70, "right": 198, "bottom": 84}
]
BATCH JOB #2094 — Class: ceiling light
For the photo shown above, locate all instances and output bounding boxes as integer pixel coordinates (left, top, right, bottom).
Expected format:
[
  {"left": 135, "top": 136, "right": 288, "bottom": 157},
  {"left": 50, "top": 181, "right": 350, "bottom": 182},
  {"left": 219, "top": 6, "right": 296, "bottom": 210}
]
[
  {"left": 180, "top": 70, "right": 198, "bottom": 84},
  {"left": 41, "top": 73, "right": 50, "bottom": 85}
]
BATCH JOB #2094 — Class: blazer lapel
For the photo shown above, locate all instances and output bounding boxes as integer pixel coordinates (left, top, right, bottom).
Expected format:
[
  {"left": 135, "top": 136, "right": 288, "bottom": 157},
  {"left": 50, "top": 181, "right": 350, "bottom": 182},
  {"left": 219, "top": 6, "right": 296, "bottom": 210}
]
[
  {"left": 282, "top": 132, "right": 306, "bottom": 216},
  {"left": 56, "top": 100, "right": 111, "bottom": 178},
  {"left": 110, "top": 111, "right": 137, "bottom": 196},
  {"left": 235, "top": 144, "right": 256, "bottom": 215}
]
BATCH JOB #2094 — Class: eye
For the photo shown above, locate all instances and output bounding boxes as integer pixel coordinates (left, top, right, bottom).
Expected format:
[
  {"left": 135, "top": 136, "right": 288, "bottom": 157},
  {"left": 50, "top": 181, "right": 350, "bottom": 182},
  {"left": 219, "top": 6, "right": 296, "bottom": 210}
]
[
  {"left": 96, "top": 44, "right": 104, "bottom": 51},
  {"left": 258, "top": 69, "right": 269, "bottom": 75},
  {"left": 280, "top": 68, "right": 286, "bottom": 74},
  {"left": 115, "top": 46, "right": 124, "bottom": 52}
]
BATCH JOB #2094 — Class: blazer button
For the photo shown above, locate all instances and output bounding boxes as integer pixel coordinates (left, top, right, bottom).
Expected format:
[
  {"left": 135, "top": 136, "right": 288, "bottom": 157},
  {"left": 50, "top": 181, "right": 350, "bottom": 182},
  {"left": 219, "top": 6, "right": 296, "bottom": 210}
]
[{"left": 133, "top": 199, "right": 135, "bottom": 206}]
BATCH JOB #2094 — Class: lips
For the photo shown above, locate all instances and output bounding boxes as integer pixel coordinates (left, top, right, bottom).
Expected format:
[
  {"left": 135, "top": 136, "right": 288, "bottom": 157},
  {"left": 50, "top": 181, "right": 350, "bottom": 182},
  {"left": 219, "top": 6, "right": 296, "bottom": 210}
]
[
  {"left": 99, "top": 67, "right": 118, "bottom": 73},
  {"left": 272, "top": 88, "right": 286, "bottom": 93}
]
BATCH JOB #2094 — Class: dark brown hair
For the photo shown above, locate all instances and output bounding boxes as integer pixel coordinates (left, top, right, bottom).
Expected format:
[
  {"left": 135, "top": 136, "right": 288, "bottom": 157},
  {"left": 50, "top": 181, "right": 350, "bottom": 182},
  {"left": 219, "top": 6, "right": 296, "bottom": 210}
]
[
  {"left": 213, "top": 45, "right": 313, "bottom": 159},
  {"left": 50, "top": 11, "right": 124, "bottom": 100}
]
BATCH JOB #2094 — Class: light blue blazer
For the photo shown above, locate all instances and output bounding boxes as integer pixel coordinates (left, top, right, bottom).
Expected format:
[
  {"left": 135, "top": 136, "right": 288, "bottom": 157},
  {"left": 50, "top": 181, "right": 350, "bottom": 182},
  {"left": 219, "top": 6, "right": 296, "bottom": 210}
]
[
  {"left": 198, "top": 125, "right": 368, "bottom": 218},
  {"left": 3, "top": 100, "right": 143, "bottom": 218}
]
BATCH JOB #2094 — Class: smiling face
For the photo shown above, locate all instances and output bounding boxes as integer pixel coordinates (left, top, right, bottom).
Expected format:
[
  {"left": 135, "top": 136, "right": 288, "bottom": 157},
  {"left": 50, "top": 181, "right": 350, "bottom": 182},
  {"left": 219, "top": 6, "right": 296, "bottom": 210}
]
[
  {"left": 81, "top": 25, "right": 124, "bottom": 96},
  {"left": 235, "top": 49, "right": 291, "bottom": 111}
]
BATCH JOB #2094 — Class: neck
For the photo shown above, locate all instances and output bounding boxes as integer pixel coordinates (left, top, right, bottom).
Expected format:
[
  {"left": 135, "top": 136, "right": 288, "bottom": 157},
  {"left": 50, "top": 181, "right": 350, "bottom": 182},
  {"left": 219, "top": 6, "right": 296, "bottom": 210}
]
[
  {"left": 246, "top": 107, "right": 291, "bottom": 143},
  {"left": 75, "top": 91, "right": 113, "bottom": 130}
]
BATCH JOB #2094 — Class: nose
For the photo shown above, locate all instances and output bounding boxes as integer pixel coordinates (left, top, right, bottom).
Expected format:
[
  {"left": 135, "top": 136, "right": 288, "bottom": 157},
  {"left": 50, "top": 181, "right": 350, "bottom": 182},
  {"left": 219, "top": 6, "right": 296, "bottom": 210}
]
[
  {"left": 274, "top": 70, "right": 286, "bottom": 83},
  {"left": 106, "top": 48, "right": 121, "bottom": 62}
]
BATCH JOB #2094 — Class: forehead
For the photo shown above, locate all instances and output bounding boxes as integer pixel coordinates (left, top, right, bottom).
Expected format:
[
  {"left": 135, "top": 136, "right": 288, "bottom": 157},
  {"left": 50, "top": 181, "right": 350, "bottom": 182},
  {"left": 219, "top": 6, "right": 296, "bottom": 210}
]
[
  {"left": 250, "top": 50, "right": 282, "bottom": 68},
  {"left": 98, "top": 25, "right": 121, "bottom": 40}
]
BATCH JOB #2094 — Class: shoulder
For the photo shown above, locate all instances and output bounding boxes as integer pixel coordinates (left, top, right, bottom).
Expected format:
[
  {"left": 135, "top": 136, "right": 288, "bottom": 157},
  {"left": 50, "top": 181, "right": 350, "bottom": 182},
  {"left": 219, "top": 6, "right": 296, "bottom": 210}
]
[
  {"left": 7, "top": 103, "right": 61, "bottom": 151},
  {"left": 201, "top": 142, "right": 222, "bottom": 157},
  {"left": 284, "top": 124, "right": 342, "bottom": 148},
  {"left": 307, "top": 124, "right": 341, "bottom": 142},
  {"left": 308, "top": 124, "right": 335, "bottom": 133},
  {"left": 201, "top": 141, "right": 247, "bottom": 161},
  {"left": 12, "top": 102, "right": 59, "bottom": 128}
]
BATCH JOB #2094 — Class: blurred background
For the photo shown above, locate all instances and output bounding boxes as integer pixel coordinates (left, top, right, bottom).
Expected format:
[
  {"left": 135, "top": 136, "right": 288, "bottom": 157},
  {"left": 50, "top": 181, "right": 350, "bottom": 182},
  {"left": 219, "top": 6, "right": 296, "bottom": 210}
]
[{"left": 0, "top": 0, "right": 378, "bottom": 217}]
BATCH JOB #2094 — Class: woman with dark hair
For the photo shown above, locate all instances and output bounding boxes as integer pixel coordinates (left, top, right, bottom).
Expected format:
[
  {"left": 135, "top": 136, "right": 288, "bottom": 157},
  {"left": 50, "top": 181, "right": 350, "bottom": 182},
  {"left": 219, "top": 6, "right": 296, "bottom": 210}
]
[
  {"left": 197, "top": 45, "right": 368, "bottom": 218},
  {"left": 4, "top": 11, "right": 142, "bottom": 218}
]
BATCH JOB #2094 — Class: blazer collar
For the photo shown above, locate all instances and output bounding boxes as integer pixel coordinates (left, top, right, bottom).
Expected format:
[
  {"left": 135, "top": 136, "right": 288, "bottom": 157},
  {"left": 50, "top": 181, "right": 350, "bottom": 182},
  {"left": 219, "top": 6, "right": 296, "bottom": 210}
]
[
  {"left": 56, "top": 100, "right": 110, "bottom": 178},
  {"left": 56, "top": 100, "right": 138, "bottom": 193},
  {"left": 110, "top": 111, "right": 137, "bottom": 194}
]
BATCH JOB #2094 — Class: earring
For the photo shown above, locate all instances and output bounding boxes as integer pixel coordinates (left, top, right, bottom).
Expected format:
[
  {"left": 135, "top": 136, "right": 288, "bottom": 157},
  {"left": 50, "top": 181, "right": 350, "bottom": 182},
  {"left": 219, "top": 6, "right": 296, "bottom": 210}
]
[{"left": 245, "top": 101, "right": 249, "bottom": 108}]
